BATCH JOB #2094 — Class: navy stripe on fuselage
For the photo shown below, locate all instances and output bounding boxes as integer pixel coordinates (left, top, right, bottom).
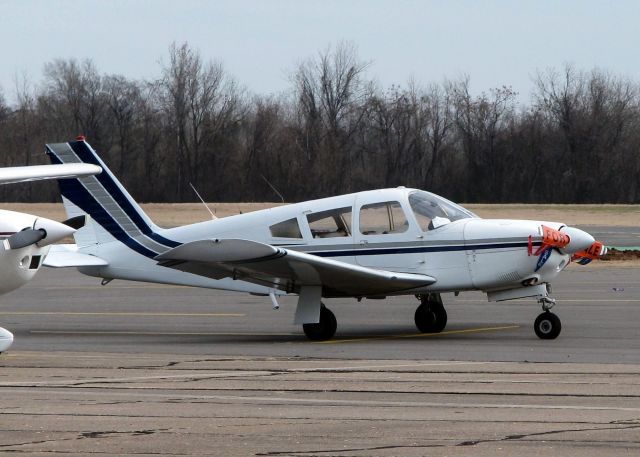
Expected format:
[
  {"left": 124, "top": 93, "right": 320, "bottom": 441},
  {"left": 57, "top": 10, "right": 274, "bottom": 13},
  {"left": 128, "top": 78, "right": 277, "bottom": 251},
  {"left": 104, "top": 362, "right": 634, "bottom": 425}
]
[
  {"left": 66, "top": 141, "right": 180, "bottom": 248},
  {"left": 307, "top": 241, "right": 539, "bottom": 257}
]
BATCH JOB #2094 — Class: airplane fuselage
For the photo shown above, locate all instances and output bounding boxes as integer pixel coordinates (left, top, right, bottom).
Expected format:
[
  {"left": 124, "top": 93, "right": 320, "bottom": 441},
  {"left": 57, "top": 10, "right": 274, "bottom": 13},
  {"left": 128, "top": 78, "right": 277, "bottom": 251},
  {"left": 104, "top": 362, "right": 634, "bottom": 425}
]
[{"left": 75, "top": 188, "right": 574, "bottom": 300}]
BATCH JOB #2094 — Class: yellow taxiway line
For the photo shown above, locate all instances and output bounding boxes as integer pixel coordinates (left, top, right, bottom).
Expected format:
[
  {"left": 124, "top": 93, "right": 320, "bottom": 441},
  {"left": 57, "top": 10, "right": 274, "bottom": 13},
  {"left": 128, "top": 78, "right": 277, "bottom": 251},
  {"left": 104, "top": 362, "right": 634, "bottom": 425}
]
[
  {"left": 452, "top": 299, "right": 640, "bottom": 303},
  {"left": 319, "top": 325, "right": 521, "bottom": 344}
]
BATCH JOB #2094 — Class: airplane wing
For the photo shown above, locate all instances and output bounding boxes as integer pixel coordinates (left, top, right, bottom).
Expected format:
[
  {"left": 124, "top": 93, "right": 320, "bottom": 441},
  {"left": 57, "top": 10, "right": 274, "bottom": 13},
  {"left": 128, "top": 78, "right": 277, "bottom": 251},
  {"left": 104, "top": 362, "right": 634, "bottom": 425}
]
[
  {"left": 155, "top": 238, "right": 437, "bottom": 297},
  {"left": 0, "top": 163, "right": 102, "bottom": 185}
]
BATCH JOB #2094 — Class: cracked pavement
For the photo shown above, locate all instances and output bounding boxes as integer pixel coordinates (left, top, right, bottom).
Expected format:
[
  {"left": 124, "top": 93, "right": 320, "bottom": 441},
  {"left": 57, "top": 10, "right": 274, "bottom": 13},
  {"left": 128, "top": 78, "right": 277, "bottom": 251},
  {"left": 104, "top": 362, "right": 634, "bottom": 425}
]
[
  {"left": 2, "top": 355, "right": 640, "bottom": 455},
  {"left": 0, "top": 266, "right": 639, "bottom": 455}
]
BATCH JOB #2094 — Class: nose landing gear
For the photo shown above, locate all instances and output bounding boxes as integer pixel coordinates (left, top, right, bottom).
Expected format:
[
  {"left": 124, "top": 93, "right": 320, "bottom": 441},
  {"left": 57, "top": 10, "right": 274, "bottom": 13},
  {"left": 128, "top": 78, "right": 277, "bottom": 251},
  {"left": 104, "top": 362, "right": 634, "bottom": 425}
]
[{"left": 534, "top": 296, "right": 561, "bottom": 339}]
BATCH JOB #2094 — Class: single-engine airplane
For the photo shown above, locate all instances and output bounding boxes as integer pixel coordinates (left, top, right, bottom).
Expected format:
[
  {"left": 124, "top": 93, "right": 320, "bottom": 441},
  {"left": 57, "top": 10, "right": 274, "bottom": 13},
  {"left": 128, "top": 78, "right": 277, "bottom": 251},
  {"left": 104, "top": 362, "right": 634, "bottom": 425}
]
[
  {"left": 44, "top": 139, "right": 607, "bottom": 341},
  {"left": 0, "top": 161, "right": 102, "bottom": 351}
]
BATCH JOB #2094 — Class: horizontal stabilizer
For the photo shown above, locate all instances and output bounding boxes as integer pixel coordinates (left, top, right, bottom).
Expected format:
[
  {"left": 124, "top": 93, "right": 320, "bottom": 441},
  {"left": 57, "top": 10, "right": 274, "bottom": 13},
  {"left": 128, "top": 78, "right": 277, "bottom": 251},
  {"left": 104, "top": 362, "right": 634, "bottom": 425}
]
[
  {"left": 43, "top": 244, "right": 108, "bottom": 268},
  {"left": 0, "top": 163, "right": 101, "bottom": 185},
  {"left": 156, "top": 238, "right": 436, "bottom": 297}
]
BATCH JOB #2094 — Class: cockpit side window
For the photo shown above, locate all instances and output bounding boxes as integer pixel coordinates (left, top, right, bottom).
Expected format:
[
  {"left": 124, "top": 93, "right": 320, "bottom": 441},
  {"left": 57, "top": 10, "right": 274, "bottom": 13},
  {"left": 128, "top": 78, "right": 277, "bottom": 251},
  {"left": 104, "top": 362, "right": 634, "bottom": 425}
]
[
  {"left": 409, "top": 190, "right": 476, "bottom": 231},
  {"left": 359, "top": 201, "right": 409, "bottom": 235},
  {"left": 269, "top": 218, "right": 303, "bottom": 238},
  {"left": 306, "top": 207, "right": 352, "bottom": 238}
]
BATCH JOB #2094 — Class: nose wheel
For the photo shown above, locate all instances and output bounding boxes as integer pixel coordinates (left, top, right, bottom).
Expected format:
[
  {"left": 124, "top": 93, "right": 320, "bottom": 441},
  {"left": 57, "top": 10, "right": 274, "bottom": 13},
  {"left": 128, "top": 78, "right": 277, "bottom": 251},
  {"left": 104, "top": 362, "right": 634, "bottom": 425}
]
[
  {"left": 534, "top": 311, "right": 561, "bottom": 339},
  {"left": 534, "top": 293, "right": 561, "bottom": 339}
]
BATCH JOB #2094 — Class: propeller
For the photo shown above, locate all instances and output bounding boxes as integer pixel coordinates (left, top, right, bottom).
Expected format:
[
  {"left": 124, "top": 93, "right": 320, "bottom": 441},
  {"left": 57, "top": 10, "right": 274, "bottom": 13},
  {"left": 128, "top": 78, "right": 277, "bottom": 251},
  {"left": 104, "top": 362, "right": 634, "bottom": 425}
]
[
  {"left": 5, "top": 228, "right": 46, "bottom": 250},
  {"left": 572, "top": 241, "right": 608, "bottom": 265},
  {"left": 3, "top": 215, "right": 88, "bottom": 250}
]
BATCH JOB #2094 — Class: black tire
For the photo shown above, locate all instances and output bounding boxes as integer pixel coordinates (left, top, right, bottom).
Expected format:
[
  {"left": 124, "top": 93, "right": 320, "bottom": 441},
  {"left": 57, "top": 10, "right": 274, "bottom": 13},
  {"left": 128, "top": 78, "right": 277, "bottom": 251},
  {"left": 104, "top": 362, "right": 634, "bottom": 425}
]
[
  {"left": 415, "top": 301, "right": 447, "bottom": 333},
  {"left": 534, "top": 312, "right": 561, "bottom": 339},
  {"left": 303, "top": 306, "right": 337, "bottom": 341}
]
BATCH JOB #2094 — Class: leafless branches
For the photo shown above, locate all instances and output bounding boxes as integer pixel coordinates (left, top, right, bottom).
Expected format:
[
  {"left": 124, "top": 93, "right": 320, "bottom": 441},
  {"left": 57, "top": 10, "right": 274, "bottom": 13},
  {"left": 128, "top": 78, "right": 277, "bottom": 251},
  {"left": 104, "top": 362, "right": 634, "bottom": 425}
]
[{"left": 0, "top": 46, "right": 638, "bottom": 203}]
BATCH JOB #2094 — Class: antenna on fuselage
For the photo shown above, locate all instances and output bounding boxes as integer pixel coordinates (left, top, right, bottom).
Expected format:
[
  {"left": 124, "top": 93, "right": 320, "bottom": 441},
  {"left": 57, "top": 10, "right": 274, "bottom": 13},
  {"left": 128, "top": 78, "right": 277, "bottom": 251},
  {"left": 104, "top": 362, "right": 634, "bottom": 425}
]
[
  {"left": 260, "top": 174, "right": 285, "bottom": 204},
  {"left": 189, "top": 182, "right": 217, "bottom": 220}
]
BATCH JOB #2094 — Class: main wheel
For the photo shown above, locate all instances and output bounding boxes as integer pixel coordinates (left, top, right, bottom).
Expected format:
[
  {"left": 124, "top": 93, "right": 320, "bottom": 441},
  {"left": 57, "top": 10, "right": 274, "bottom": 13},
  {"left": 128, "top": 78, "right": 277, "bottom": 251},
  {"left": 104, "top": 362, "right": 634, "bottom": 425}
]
[
  {"left": 534, "top": 312, "right": 561, "bottom": 339},
  {"left": 303, "top": 306, "right": 337, "bottom": 341},
  {"left": 415, "top": 301, "right": 447, "bottom": 333}
]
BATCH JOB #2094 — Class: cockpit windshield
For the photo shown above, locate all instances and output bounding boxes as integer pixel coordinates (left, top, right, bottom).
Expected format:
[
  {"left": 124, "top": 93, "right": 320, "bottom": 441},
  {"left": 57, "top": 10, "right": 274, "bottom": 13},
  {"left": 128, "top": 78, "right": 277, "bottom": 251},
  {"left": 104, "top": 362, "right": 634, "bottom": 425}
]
[{"left": 408, "top": 190, "right": 477, "bottom": 231}]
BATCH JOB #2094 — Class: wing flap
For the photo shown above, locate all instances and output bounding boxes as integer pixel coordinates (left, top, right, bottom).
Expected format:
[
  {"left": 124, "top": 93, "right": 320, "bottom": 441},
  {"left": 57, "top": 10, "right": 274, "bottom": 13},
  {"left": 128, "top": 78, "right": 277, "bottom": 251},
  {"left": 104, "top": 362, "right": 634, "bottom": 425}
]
[{"left": 156, "top": 239, "right": 436, "bottom": 297}]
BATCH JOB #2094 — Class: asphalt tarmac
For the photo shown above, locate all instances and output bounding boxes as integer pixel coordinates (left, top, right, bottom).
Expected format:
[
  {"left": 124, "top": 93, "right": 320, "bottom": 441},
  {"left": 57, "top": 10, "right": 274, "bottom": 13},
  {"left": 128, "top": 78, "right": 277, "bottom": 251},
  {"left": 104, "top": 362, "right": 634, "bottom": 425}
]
[
  {"left": 578, "top": 225, "right": 640, "bottom": 248},
  {"left": 0, "top": 264, "right": 639, "bottom": 455}
]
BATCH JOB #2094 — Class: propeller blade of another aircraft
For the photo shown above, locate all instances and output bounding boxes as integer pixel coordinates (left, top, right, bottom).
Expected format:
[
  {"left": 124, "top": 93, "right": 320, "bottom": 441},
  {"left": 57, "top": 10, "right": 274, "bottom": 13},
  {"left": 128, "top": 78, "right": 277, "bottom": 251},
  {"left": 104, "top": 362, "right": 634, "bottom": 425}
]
[
  {"left": 5, "top": 229, "right": 46, "bottom": 250},
  {"left": 61, "top": 215, "right": 87, "bottom": 230}
]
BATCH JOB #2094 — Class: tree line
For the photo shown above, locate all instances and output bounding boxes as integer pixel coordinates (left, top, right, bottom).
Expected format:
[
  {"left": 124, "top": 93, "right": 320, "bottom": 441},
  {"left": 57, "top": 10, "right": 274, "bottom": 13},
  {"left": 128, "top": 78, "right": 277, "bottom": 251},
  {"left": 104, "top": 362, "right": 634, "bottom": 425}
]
[{"left": 0, "top": 42, "right": 639, "bottom": 204}]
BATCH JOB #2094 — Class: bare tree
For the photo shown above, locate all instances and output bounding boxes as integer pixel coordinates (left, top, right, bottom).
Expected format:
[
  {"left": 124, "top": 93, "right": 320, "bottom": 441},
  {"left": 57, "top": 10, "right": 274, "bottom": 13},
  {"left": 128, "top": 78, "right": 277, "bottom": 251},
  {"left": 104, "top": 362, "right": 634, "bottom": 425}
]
[
  {"left": 160, "top": 42, "right": 242, "bottom": 199},
  {"left": 103, "top": 75, "right": 142, "bottom": 177},
  {"left": 418, "top": 82, "right": 454, "bottom": 190},
  {"left": 535, "top": 65, "right": 639, "bottom": 201},
  {"left": 41, "top": 59, "right": 106, "bottom": 142},
  {"left": 291, "top": 42, "right": 370, "bottom": 194},
  {"left": 452, "top": 77, "right": 517, "bottom": 201}
]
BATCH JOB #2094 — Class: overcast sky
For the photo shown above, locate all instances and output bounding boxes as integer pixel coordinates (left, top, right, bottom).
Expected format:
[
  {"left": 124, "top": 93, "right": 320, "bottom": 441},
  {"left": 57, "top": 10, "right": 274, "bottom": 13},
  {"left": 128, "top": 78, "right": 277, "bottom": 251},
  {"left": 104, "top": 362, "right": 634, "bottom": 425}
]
[{"left": 0, "top": 0, "right": 638, "bottom": 104}]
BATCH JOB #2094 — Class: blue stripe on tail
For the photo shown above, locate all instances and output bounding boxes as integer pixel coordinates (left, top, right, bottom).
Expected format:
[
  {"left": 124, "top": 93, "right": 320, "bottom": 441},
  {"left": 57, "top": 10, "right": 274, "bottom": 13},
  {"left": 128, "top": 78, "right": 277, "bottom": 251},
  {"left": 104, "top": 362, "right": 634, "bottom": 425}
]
[
  {"left": 46, "top": 140, "right": 182, "bottom": 258},
  {"left": 66, "top": 141, "right": 180, "bottom": 248},
  {"left": 47, "top": 149, "right": 158, "bottom": 258}
]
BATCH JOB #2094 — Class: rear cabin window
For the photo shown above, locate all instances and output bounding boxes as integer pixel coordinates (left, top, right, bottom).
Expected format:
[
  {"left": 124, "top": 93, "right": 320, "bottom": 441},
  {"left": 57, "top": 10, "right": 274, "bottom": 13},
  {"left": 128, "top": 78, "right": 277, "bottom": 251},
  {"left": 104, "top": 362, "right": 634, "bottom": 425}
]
[
  {"left": 359, "top": 201, "right": 409, "bottom": 235},
  {"left": 306, "top": 207, "right": 352, "bottom": 238},
  {"left": 269, "top": 218, "right": 303, "bottom": 238}
]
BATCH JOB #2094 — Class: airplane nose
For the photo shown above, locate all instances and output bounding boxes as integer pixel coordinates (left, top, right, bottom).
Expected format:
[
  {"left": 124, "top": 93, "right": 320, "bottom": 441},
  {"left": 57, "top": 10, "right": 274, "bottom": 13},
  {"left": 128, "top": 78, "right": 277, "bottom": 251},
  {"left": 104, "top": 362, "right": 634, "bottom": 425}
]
[
  {"left": 559, "top": 227, "right": 596, "bottom": 254},
  {"left": 33, "top": 217, "right": 78, "bottom": 247},
  {"left": 0, "top": 327, "right": 13, "bottom": 352}
]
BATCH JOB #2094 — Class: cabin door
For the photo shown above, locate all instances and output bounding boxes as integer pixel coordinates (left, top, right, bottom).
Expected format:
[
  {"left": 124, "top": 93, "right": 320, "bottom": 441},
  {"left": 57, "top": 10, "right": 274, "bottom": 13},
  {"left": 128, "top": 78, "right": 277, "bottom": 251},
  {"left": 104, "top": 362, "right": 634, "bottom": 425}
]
[{"left": 354, "top": 194, "right": 424, "bottom": 271}]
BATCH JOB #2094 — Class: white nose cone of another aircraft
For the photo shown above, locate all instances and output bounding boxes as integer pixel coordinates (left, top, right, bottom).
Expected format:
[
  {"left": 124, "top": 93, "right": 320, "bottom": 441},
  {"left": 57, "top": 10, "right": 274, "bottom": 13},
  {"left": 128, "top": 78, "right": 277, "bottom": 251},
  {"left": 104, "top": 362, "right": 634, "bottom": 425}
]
[
  {"left": 33, "top": 217, "right": 78, "bottom": 247},
  {"left": 0, "top": 327, "right": 14, "bottom": 352},
  {"left": 561, "top": 226, "right": 596, "bottom": 254}
]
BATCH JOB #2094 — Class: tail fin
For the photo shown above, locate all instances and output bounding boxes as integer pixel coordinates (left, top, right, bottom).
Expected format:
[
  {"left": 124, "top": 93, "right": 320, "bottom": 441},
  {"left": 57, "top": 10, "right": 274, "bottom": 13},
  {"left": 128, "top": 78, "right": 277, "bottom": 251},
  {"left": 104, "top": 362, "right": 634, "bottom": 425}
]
[{"left": 45, "top": 140, "right": 180, "bottom": 258}]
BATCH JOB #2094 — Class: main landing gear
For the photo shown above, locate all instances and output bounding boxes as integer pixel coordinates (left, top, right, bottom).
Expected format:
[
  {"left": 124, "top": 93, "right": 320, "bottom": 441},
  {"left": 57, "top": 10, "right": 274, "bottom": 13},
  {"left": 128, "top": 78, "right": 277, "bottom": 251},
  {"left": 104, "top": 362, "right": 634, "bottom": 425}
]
[
  {"left": 302, "top": 304, "right": 337, "bottom": 341},
  {"left": 414, "top": 293, "right": 447, "bottom": 333},
  {"left": 534, "top": 296, "right": 561, "bottom": 339}
]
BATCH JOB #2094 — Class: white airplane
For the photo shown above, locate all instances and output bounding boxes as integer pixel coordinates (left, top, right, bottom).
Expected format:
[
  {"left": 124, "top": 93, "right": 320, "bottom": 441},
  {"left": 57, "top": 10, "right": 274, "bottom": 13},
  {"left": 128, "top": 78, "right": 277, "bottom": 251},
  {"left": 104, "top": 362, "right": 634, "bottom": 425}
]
[
  {"left": 44, "top": 139, "right": 607, "bottom": 342},
  {"left": 0, "top": 161, "right": 102, "bottom": 351}
]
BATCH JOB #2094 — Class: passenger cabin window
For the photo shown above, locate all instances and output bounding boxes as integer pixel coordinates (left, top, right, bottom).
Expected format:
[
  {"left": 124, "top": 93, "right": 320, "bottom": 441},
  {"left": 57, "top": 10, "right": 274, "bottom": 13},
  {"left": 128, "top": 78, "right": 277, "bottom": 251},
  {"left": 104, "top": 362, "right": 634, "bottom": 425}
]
[
  {"left": 269, "top": 218, "right": 303, "bottom": 238},
  {"left": 307, "top": 207, "right": 352, "bottom": 238},
  {"left": 409, "top": 190, "right": 476, "bottom": 231},
  {"left": 359, "top": 201, "right": 409, "bottom": 235}
]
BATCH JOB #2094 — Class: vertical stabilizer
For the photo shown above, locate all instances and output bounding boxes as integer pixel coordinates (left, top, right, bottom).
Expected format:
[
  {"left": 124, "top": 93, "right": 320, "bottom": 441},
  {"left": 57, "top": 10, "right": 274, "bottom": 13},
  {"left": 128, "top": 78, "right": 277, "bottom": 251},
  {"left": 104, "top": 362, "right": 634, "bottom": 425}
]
[{"left": 45, "top": 140, "right": 180, "bottom": 258}]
